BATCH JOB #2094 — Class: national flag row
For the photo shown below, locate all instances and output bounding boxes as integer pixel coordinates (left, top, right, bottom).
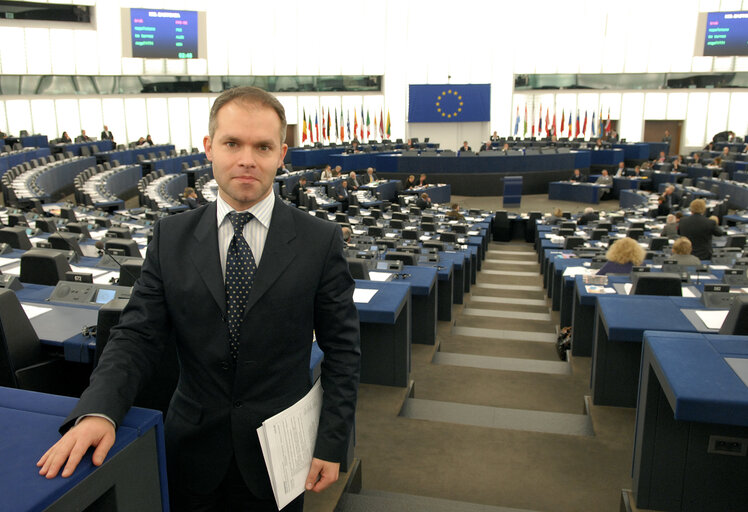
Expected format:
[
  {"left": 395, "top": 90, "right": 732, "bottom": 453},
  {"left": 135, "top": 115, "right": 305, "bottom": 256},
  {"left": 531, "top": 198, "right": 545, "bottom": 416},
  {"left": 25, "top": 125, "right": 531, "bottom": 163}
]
[
  {"left": 301, "top": 107, "right": 392, "bottom": 144},
  {"left": 513, "top": 104, "right": 613, "bottom": 139}
]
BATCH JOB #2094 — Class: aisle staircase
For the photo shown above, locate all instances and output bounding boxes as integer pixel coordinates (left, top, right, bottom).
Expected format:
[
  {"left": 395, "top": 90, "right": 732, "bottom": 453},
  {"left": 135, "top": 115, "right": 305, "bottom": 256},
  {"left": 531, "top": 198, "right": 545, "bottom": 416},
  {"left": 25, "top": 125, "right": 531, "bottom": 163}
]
[{"left": 323, "top": 240, "right": 634, "bottom": 512}]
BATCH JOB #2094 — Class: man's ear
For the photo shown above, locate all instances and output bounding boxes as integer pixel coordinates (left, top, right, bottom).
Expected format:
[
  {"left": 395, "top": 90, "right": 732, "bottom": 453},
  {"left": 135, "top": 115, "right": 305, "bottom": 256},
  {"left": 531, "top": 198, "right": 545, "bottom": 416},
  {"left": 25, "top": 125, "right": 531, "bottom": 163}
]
[{"left": 203, "top": 136, "right": 213, "bottom": 161}]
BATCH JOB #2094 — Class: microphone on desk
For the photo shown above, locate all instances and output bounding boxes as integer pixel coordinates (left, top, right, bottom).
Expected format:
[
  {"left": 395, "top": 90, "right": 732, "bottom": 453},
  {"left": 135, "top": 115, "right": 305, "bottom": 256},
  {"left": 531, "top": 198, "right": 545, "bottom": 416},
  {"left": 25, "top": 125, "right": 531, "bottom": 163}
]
[{"left": 94, "top": 240, "right": 139, "bottom": 286}]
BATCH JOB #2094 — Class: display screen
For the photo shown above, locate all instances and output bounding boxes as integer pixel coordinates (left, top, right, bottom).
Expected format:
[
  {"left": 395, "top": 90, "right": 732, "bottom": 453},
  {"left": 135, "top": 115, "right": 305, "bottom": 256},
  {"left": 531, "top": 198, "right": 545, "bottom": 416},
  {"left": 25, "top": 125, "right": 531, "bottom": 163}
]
[
  {"left": 130, "top": 8, "right": 198, "bottom": 59},
  {"left": 94, "top": 288, "right": 116, "bottom": 304},
  {"left": 704, "top": 11, "right": 748, "bottom": 56}
]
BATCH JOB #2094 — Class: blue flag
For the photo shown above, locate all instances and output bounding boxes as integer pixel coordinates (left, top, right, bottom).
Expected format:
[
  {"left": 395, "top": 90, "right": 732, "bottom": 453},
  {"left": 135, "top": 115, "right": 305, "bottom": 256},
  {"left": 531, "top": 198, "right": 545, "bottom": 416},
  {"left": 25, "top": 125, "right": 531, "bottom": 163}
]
[
  {"left": 514, "top": 106, "right": 520, "bottom": 136},
  {"left": 408, "top": 84, "right": 490, "bottom": 123}
]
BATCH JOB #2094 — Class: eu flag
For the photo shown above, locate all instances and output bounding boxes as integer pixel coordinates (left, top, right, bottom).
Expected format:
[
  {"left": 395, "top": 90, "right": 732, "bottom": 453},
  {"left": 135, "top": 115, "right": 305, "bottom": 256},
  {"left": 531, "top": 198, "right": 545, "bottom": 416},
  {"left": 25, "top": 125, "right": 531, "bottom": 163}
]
[{"left": 408, "top": 84, "right": 490, "bottom": 123}]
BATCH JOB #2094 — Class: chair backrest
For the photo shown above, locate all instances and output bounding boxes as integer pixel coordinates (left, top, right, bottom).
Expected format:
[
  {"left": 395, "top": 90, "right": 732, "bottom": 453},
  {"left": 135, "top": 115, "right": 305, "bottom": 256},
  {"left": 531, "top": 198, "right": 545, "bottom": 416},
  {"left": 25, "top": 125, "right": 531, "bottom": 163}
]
[
  {"left": 627, "top": 228, "right": 644, "bottom": 240},
  {"left": 632, "top": 273, "right": 682, "bottom": 296},
  {"left": 440, "top": 232, "right": 458, "bottom": 243},
  {"left": 104, "top": 238, "right": 141, "bottom": 257},
  {"left": 719, "top": 296, "right": 748, "bottom": 335},
  {"left": 726, "top": 235, "right": 746, "bottom": 248},
  {"left": 0, "top": 289, "right": 42, "bottom": 388},
  {"left": 346, "top": 258, "right": 370, "bottom": 280},
  {"left": 590, "top": 229, "right": 608, "bottom": 241},
  {"left": 389, "top": 219, "right": 404, "bottom": 229},
  {"left": 21, "top": 248, "right": 72, "bottom": 284},
  {"left": 649, "top": 237, "right": 669, "bottom": 251},
  {"left": 0, "top": 227, "right": 32, "bottom": 250},
  {"left": 384, "top": 251, "right": 417, "bottom": 266},
  {"left": 563, "top": 236, "right": 585, "bottom": 250}
]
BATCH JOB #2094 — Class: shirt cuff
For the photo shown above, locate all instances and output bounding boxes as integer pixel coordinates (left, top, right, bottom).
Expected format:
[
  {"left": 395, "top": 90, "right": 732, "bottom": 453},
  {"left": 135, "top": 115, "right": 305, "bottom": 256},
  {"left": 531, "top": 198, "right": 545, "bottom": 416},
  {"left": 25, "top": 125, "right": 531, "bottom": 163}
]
[{"left": 75, "top": 413, "right": 116, "bottom": 429}]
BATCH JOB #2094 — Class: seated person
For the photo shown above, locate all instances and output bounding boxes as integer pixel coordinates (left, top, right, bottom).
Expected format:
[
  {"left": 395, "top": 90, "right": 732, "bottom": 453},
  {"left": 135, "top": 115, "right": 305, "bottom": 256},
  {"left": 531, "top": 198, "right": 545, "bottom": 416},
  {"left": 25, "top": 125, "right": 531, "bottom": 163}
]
[
  {"left": 60, "top": 131, "right": 72, "bottom": 143},
  {"left": 459, "top": 141, "right": 471, "bottom": 153},
  {"left": 341, "top": 226, "right": 352, "bottom": 245},
  {"left": 546, "top": 207, "right": 565, "bottom": 225},
  {"left": 656, "top": 151, "right": 667, "bottom": 163},
  {"left": 570, "top": 169, "right": 584, "bottom": 182},
  {"left": 415, "top": 192, "right": 432, "bottom": 209},
  {"left": 657, "top": 187, "right": 675, "bottom": 216},
  {"left": 479, "top": 141, "right": 493, "bottom": 152},
  {"left": 614, "top": 161, "right": 626, "bottom": 177},
  {"left": 445, "top": 203, "right": 465, "bottom": 221},
  {"left": 332, "top": 165, "right": 342, "bottom": 177},
  {"left": 596, "top": 237, "right": 646, "bottom": 275},
  {"left": 364, "top": 167, "right": 377, "bottom": 184},
  {"left": 77, "top": 129, "right": 91, "bottom": 142},
  {"left": 490, "top": 131, "right": 500, "bottom": 141},
  {"left": 660, "top": 214, "right": 678, "bottom": 238},
  {"left": 501, "top": 142, "right": 511, "bottom": 152},
  {"left": 577, "top": 207, "right": 597, "bottom": 226},
  {"left": 595, "top": 170, "right": 613, "bottom": 200},
  {"left": 336, "top": 179, "right": 350, "bottom": 211},
  {"left": 347, "top": 171, "right": 360, "bottom": 191},
  {"left": 670, "top": 237, "right": 701, "bottom": 266},
  {"left": 403, "top": 174, "right": 417, "bottom": 190},
  {"left": 678, "top": 198, "right": 724, "bottom": 260},
  {"left": 183, "top": 187, "right": 200, "bottom": 209},
  {"left": 275, "top": 165, "right": 290, "bottom": 176},
  {"left": 346, "top": 140, "right": 360, "bottom": 154},
  {"left": 691, "top": 152, "right": 702, "bottom": 165},
  {"left": 320, "top": 165, "right": 333, "bottom": 180},
  {"left": 671, "top": 159, "right": 684, "bottom": 173},
  {"left": 417, "top": 173, "right": 428, "bottom": 187},
  {"left": 291, "top": 176, "right": 307, "bottom": 206},
  {"left": 626, "top": 164, "right": 647, "bottom": 178}
]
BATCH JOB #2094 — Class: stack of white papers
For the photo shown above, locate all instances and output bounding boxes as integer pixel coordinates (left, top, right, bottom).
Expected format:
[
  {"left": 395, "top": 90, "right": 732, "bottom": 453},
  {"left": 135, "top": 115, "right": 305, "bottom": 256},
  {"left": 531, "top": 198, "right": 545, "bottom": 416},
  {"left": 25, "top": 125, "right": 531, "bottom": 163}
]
[
  {"left": 695, "top": 309, "right": 729, "bottom": 330},
  {"left": 21, "top": 303, "right": 52, "bottom": 319},
  {"left": 353, "top": 288, "right": 378, "bottom": 303},
  {"left": 257, "top": 380, "right": 323, "bottom": 510}
]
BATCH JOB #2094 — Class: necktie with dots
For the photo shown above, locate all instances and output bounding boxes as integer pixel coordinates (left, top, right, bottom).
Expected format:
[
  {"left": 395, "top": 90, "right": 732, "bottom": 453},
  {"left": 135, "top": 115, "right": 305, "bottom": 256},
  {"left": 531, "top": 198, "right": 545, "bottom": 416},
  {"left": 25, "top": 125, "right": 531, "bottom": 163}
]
[{"left": 225, "top": 211, "right": 257, "bottom": 361}]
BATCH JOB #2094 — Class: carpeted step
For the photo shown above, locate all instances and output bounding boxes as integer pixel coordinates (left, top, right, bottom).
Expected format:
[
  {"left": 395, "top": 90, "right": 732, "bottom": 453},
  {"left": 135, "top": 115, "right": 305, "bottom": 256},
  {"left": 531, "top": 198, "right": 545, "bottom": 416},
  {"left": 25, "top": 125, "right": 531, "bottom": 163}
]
[
  {"left": 467, "top": 296, "right": 549, "bottom": 313},
  {"left": 454, "top": 315, "right": 556, "bottom": 334},
  {"left": 338, "top": 490, "right": 543, "bottom": 512},
  {"left": 439, "top": 333, "right": 559, "bottom": 361}
]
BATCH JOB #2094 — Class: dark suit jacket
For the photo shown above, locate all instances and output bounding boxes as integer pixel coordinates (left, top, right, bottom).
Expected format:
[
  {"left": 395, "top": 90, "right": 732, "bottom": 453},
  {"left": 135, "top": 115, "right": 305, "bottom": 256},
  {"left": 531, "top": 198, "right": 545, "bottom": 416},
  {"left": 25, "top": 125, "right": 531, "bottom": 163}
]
[
  {"left": 363, "top": 173, "right": 377, "bottom": 184},
  {"left": 291, "top": 182, "right": 305, "bottom": 206},
  {"left": 62, "top": 198, "right": 361, "bottom": 498},
  {"left": 101, "top": 131, "right": 113, "bottom": 141},
  {"left": 184, "top": 196, "right": 199, "bottom": 209},
  {"left": 347, "top": 177, "right": 359, "bottom": 190},
  {"left": 678, "top": 213, "right": 724, "bottom": 260}
]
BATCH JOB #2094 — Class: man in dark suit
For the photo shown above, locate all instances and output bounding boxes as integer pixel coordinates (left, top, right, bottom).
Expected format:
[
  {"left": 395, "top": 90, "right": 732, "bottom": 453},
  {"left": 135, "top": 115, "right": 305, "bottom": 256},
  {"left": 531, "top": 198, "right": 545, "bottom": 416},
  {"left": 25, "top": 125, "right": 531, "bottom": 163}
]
[
  {"left": 101, "top": 125, "right": 114, "bottom": 143},
  {"left": 337, "top": 180, "right": 350, "bottom": 212},
  {"left": 363, "top": 167, "right": 377, "bottom": 184},
  {"left": 570, "top": 168, "right": 584, "bottom": 182},
  {"left": 678, "top": 198, "right": 724, "bottom": 260},
  {"left": 38, "top": 86, "right": 361, "bottom": 511},
  {"left": 415, "top": 192, "right": 432, "bottom": 209},
  {"left": 291, "top": 176, "right": 307, "bottom": 206},
  {"left": 346, "top": 171, "right": 360, "bottom": 191}
]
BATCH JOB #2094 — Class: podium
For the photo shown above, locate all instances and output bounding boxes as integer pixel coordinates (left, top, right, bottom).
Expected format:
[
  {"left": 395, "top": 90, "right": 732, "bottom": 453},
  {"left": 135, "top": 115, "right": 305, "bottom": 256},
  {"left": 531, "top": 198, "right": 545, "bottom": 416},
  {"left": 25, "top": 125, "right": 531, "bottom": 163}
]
[
  {"left": 502, "top": 176, "right": 522, "bottom": 207},
  {"left": 0, "top": 387, "right": 169, "bottom": 511}
]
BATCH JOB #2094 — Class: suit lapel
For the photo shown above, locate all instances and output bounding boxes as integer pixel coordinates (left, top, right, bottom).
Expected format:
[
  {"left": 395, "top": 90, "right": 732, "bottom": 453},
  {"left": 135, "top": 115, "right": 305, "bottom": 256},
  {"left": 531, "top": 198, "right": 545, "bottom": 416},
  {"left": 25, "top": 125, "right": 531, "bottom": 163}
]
[
  {"left": 244, "top": 199, "right": 297, "bottom": 315},
  {"left": 189, "top": 202, "right": 227, "bottom": 316}
]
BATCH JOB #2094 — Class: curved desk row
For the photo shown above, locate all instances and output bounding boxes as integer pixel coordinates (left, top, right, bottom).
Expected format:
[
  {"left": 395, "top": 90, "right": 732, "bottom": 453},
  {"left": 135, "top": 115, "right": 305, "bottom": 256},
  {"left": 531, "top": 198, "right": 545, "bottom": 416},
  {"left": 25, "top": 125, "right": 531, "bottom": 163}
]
[
  {"left": 51, "top": 140, "right": 114, "bottom": 157},
  {"left": 95, "top": 144, "right": 175, "bottom": 166},
  {"left": 0, "top": 147, "right": 52, "bottom": 174}
]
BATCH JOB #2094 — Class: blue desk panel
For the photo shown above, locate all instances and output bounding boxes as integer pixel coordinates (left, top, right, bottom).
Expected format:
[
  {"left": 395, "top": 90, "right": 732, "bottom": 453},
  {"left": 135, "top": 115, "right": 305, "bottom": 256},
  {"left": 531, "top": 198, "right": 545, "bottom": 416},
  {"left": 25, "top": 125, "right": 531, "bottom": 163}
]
[
  {"left": 0, "top": 386, "right": 168, "bottom": 512},
  {"left": 548, "top": 181, "right": 602, "bottom": 204}
]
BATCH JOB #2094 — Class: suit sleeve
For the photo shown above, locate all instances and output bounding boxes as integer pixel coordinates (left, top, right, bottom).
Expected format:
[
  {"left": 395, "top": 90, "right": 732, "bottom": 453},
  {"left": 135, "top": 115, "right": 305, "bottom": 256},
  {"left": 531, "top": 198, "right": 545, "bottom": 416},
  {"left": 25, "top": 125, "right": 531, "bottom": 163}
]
[
  {"left": 311, "top": 224, "right": 361, "bottom": 463},
  {"left": 60, "top": 220, "right": 172, "bottom": 433}
]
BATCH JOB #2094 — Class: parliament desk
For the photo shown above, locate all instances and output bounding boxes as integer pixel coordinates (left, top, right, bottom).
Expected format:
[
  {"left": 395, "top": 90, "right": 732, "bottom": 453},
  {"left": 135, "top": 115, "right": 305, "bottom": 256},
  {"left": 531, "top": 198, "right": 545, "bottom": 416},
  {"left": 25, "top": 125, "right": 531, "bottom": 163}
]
[
  {"left": 329, "top": 151, "right": 398, "bottom": 172},
  {"left": 570, "top": 274, "right": 629, "bottom": 357},
  {"left": 613, "top": 143, "right": 649, "bottom": 161},
  {"left": 400, "top": 184, "right": 451, "bottom": 204},
  {"left": 436, "top": 251, "right": 466, "bottom": 305},
  {"left": 592, "top": 295, "right": 720, "bottom": 407},
  {"left": 5, "top": 134, "right": 49, "bottom": 149},
  {"left": 612, "top": 176, "right": 646, "bottom": 198},
  {"left": 651, "top": 170, "right": 686, "bottom": 189},
  {"left": 632, "top": 331, "right": 748, "bottom": 512},
  {"left": 95, "top": 145, "right": 175, "bottom": 166},
  {"left": 400, "top": 265, "right": 438, "bottom": 345},
  {"left": 359, "top": 179, "right": 400, "bottom": 202},
  {"left": 51, "top": 140, "right": 114, "bottom": 157},
  {"left": 0, "top": 147, "right": 52, "bottom": 174},
  {"left": 0, "top": 386, "right": 168, "bottom": 511},
  {"left": 548, "top": 181, "right": 605, "bottom": 204},
  {"left": 289, "top": 147, "right": 340, "bottom": 168},
  {"left": 354, "top": 280, "right": 412, "bottom": 387},
  {"left": 588, "top": 148, "right": 624, "bottom": 167},
  {"left": 618, "top": 189, "right": 650, "bottom": 209}
]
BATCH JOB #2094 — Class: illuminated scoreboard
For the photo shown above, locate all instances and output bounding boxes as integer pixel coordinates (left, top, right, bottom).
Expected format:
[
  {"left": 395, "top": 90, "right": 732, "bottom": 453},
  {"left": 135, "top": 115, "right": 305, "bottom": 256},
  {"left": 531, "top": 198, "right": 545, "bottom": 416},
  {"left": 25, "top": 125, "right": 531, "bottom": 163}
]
[{"left": 130, "top": 8, "right": 199, "bottom": 59}]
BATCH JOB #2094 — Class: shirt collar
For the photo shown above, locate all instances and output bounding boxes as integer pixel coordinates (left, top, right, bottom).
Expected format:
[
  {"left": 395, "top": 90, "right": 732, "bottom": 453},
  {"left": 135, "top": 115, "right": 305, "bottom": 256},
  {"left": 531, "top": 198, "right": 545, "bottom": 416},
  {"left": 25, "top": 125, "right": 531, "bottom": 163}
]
[{"left": 216, "top": 190, "right": 275, "bottom": 230}]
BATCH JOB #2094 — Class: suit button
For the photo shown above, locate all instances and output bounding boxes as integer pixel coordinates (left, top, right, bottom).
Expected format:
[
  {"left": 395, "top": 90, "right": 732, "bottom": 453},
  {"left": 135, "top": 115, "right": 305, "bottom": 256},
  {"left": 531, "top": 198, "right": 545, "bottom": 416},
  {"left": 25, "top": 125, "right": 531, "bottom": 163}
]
[
  {"left": 220, "top": 362, "right": 229, "bottom": 370},
  {"left": 233, "top": 401, "right": 242, "bottom": 408}
]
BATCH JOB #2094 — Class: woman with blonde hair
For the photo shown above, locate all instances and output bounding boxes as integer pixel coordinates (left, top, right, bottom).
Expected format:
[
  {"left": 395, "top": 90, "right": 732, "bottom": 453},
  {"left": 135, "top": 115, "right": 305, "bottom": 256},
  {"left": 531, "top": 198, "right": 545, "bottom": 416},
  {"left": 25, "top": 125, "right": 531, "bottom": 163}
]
[{"left": 597, "top": 236, "right": 646, "bottom": 275}]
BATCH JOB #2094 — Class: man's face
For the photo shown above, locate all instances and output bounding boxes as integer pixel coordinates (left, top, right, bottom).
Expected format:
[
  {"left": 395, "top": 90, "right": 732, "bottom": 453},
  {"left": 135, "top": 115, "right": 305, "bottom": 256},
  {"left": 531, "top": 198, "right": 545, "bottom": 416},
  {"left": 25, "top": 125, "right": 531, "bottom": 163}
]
[
  {"left": 602, "top": 170, "right": 608, "bottom": 176},
  {"left": 204, "top": 101, "right": 287, "bottom": 211}
]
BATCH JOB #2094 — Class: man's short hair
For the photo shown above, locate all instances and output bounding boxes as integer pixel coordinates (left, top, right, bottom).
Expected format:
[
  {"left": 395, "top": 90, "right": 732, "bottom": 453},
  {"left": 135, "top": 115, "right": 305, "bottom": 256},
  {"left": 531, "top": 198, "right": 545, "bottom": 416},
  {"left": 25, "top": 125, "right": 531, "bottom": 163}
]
[
  {"left": 184, "top": 186, "right": 196, "bottom": 196},
  {"left": 689, "top": 198, "right": 707, "bottom": 215},
  {"left": 209, "top": 86, "right": 287, "bottom": 143}
]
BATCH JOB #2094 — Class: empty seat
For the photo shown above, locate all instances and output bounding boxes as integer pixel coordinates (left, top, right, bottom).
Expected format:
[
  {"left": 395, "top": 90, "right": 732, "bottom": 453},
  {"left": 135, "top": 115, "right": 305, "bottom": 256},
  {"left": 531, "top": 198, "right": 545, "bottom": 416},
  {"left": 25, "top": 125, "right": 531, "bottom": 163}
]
[
  {"left": 632, "top": 273, "right": 682, "bottom": 296},
  {"left": 384, "top": 251, "right": 417, "bottom": 266}
]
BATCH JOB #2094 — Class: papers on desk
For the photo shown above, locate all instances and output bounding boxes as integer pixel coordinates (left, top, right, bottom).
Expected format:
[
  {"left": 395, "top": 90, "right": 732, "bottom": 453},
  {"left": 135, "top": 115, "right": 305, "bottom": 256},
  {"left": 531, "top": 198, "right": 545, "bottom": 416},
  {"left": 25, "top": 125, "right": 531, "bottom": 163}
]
[
  {"left": 3, "top": 264, "right": 20, "bottom": 276},
  {"left": 257, "top": 379, "right": 323, "bottom": 510},
  {"left": 724, "top": 358, "right": 748, "bottom": 388},
  {"left": 549, "top": 236, "right": 565, "bottom": 244},
  {"left": 681, "top": 287, "right": 698, "bottom": 298},
  {"left": 419, "top": 235, "right": 431, "bottom": 241},
  {"left": 624, "top": 283, "right": 633, "bottom": 295},
  {"left": 384, "top": 232, "right": 398, "bottom": 238},
  {"left": 93, "top": 271, "right": 120, "bottom": 285},
  {"left": 585, "top": 285, "right": 616, "bottom": 294},
  {"left": 367, "top": 271, "right": 393, "bottom": 282},
  {"left": 563, "top": 266, "right": 592, "bottom": 277},
  {"left": 353, "top": 288, "right": 378, "bottom": 303},
  {"left": 21, "top": 303, "right": 52, "bottom": 319},
  {"left": 710, "top": 265, "right": 730, "bottom": 270},
  {"left": 467, "top": 230, "right": 480, "bottom": 236},
  {"left": 695, "top": 309, "right": 729, "bottom": 330},
  {"left": 0, "top": 257, "right": 18, "bottom": 268},
  {"left": 69, "top": 265, "right": 109, "bottom": 278}
]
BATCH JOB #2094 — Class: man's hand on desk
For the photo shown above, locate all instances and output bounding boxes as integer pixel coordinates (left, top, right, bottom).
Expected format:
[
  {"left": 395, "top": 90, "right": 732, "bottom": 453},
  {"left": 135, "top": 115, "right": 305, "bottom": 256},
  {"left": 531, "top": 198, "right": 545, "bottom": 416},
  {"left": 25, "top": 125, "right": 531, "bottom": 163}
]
[
  {"left": 36, "top": 416, "right": 116, "bottom": 479},
  {"left": 305, "top": 457, "right": 340, "bottom": 492}
]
